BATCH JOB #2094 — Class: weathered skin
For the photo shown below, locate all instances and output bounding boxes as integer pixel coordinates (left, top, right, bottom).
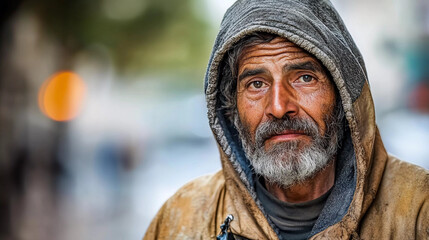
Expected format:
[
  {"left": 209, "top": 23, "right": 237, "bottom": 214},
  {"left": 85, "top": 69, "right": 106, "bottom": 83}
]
[{"left": 236, "top": 37, "right": 337, "bottom": 203}]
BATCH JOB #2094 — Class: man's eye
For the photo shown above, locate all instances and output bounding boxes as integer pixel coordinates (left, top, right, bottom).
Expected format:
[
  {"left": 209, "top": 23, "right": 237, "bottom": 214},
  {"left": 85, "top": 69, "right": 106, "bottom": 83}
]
[
  {"left": 298, "top": 75, "right": 314, "bottom": 83},
  {"left": 249, "top": 81, "right": 264, "bottom": 89}
]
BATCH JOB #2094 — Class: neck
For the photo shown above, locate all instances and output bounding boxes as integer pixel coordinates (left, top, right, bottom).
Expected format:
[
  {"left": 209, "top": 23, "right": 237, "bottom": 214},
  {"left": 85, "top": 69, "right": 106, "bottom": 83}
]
[{"left": 264, "top": 159, "right": 335, "bottom": 203}]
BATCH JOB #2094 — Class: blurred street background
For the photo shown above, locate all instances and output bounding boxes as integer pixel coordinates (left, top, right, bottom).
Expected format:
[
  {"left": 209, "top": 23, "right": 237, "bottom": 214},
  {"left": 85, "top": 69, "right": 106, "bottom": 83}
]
[{"left": 0, "top": 0, "right": 428, "bottom": 239}]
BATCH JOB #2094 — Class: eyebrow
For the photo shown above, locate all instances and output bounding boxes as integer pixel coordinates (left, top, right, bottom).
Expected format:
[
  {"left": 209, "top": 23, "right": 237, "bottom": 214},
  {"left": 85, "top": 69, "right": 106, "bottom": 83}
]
[
  {"left": 237, "top": 61, "right": 325, "bottom": 82},
  {"left": 237, "top": 68, "right": 267, "bottom": 82}
]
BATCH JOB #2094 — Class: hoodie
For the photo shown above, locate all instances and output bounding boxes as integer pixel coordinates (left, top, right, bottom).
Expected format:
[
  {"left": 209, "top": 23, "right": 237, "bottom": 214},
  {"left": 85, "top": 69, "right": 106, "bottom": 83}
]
[{"left": 143, "top": 0, "right": 429, "bottom": 239}]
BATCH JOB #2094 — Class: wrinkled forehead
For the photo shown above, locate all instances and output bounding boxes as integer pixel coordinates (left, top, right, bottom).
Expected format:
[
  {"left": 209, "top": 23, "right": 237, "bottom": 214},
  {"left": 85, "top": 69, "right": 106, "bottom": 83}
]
[
  {"left": 240, "top": 37, "right": 307, "bottom": 57},
  {"left": 238, "top": 37, "right": 321, "bottom": 68},
  {"left": 234, "top": 35, "right": 330, "bottom": 79}
]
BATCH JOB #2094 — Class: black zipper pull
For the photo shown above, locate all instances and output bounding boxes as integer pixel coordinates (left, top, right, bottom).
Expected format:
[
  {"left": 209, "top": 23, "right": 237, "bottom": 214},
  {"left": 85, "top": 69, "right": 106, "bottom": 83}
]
[{"left": 217, "top": 214, "right": 235, "bottom": 240}]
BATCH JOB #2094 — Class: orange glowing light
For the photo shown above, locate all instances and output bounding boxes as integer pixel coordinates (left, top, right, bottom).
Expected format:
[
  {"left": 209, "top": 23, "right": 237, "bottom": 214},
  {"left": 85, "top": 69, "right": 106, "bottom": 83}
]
[{"left": 38, "top": 71, "right": 87, "bottom": 121}]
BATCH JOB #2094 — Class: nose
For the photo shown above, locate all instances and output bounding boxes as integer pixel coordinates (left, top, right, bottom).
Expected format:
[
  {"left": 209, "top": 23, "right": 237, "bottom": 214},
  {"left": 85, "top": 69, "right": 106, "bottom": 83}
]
[{"left": 265, "top": 82, "right": 298, "bottom": 119}]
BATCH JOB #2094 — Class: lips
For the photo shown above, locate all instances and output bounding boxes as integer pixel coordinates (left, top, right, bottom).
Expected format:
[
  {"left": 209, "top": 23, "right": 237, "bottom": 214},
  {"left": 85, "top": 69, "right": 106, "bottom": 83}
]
[{"left": 265, "top": 130, "right": 308, "bottom": 143}]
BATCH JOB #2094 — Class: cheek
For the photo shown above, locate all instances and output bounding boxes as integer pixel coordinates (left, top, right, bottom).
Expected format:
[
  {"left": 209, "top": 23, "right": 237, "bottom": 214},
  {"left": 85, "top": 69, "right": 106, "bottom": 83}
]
[
  {"left": 237, "top": 94, "right": 264, "bottom": 136},
  {"left": 298, "top": 85, "right": 336, "bottom": 131}
]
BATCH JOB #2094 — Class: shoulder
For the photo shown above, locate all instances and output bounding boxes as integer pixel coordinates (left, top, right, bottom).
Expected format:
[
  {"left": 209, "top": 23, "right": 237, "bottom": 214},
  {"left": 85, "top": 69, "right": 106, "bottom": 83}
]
[
  {"left": 160, "top": 170, "right": 226, "bottom": 221},
  {"left": 161, "top": 170, "right": 226, "bottom": 213},
  {"left": 143, "top": 170, "right": 226, "bottom": 240},
  {"left": 359, "top": 155, "right": 429, "bottom": 239},
  {"left": 383, "top": 154, "right": 429, "bottom": 191},
  {"left": 169, "top": 170, "right": 226, "bottom": 201},
  {"left": 378, "top": 154, "right": 429, "bottom": 210}
]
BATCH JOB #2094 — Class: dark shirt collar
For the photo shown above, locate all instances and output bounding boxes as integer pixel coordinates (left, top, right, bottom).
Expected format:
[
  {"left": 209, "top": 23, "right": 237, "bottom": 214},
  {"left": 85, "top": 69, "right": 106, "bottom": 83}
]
[{"left": 256, "top": 178, "right": 332, "bottom": 239}]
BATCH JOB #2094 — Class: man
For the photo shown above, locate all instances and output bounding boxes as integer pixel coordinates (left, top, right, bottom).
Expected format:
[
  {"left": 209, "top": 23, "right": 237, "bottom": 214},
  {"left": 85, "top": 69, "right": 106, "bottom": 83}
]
[{"left": 144, "top": 0, "right": 429, "bottom": 239}]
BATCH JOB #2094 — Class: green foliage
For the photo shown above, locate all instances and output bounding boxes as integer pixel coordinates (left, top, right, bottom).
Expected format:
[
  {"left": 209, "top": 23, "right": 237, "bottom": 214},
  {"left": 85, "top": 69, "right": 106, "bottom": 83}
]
[{"left": 27, "top": 0, "right": 214, "bottom": 77}]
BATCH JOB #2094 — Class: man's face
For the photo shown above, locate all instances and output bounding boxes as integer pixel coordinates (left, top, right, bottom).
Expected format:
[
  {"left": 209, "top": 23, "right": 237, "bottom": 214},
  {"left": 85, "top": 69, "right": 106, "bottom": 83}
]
[{"left": 234, "top": 37, "right": 341, "bottom": 187}]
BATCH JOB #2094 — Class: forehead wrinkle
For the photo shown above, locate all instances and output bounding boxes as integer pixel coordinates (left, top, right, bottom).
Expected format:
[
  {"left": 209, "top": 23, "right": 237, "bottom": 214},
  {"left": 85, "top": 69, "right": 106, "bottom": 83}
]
[
  {"left": 239, "top": 45, "right": 314, "bottom": 65},
  {"left": 241, "top": 37, "right": 302, "bottom": 53},
  {"left": 241, "top": 45, "right": 304, "bottom": 57},
  {"left": 239, "top": 51, "right": 315, "bottom": 70},
  {"left": 243, "top": 44, "right": 301, "bottom": 53}
]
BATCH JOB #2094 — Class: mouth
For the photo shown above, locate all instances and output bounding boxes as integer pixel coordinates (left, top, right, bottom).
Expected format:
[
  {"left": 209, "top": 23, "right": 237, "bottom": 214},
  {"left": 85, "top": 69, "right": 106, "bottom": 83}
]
[{"left": 264, "top": 130, "right": 309, "bottom": 144}]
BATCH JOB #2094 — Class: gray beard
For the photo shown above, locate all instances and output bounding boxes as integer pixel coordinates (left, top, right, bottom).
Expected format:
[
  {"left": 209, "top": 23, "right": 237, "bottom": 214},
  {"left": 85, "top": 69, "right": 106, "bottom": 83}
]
[{"left": 234, "top": 109, "right": 343, "bottom": 189}]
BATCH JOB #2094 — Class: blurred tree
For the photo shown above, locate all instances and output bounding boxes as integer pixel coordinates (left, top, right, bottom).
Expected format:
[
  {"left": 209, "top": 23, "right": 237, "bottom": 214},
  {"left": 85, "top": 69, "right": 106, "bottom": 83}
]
[{"left": 27, "top": 0, "right": 213, "bottom": 77}]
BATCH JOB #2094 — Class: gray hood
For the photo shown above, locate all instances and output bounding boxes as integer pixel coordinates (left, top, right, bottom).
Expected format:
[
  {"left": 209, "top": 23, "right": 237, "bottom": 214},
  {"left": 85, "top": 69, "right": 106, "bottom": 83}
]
[{"left": 204, "top": 0, "right": 381, "bottom": 238}]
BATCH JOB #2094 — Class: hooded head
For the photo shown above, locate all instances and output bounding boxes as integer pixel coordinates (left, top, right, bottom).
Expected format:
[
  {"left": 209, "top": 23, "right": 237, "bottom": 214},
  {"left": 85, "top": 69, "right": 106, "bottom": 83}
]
[
  {"left": 205, "top": 0, "right": 387, "bottom": 237},
  {"left": 220, "top": 32, "right": 347, "bottom": 190}
]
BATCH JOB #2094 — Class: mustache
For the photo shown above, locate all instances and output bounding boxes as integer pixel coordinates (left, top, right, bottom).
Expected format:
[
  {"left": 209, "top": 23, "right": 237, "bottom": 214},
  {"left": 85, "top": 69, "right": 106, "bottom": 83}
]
[{"left": 254, "top": 116, "right": 320, "bottom": 147}]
